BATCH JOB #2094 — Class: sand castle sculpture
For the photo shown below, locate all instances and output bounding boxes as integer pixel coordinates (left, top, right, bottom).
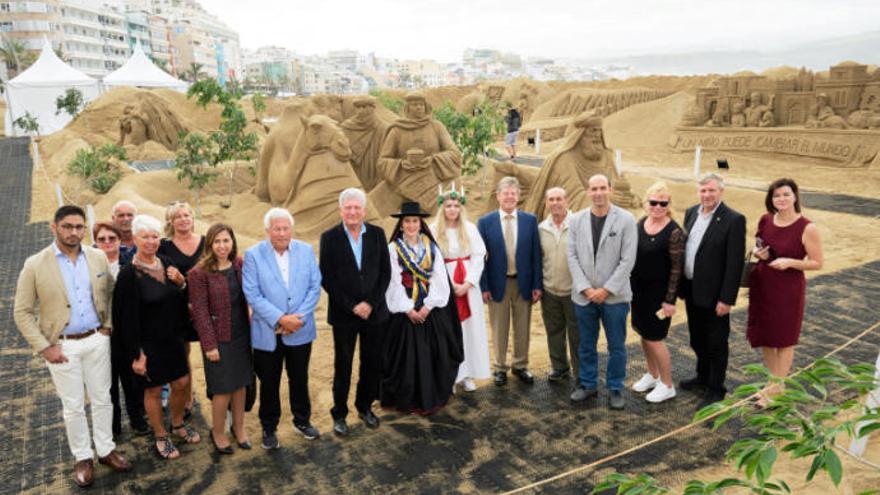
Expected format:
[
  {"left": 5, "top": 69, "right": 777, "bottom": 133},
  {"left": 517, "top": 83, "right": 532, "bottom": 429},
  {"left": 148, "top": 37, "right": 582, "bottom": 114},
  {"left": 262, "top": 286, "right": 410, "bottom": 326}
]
[
  {"left": 681, "top": 62, "right": 880, "bottom": 129},
  {"left": 117, "top": 97, "right": 186, "bottom": 150},
  {"left": 371, "top": 92, "right": 462, "bottom": 216},
  {"left": 339, "top": 96, "right": 388, "bottom": 191}
]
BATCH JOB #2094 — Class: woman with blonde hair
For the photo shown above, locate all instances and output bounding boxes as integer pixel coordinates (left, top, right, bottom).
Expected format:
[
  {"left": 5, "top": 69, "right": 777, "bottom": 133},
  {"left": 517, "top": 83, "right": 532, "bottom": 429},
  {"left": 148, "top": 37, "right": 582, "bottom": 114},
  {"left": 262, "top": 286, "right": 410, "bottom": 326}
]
[
  {"left": 630, "top": 182, "right": 685, "bottom": 403},
  {"left": 429, "top": 185, "right": 490, "bottom": 392},
  {"left": 158, "top": 201, "right": 205, "bottom": 417}
]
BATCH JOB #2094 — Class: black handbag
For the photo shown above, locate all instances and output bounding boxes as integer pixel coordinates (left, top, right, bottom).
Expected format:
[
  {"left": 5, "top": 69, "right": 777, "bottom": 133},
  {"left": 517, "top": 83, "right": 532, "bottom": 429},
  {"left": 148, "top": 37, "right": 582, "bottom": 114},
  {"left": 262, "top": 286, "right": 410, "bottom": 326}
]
[{"left": 740, "top": 252, "right": 756, "bottom": 288}]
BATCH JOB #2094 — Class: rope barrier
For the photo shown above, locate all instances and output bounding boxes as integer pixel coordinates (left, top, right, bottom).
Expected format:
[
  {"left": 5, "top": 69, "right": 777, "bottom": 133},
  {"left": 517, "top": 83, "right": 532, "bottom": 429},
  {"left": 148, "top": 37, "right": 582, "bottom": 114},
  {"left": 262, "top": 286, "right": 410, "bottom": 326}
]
[{"left": 502, "top": 319, "right": 880, "bottom": 494}]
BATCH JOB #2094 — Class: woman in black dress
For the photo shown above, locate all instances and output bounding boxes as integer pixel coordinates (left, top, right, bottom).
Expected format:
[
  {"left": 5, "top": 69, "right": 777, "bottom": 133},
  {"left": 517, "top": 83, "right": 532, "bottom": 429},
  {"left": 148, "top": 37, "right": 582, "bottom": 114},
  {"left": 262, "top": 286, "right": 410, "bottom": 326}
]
[
  {"left": 630, "top": 182, "right": 684, "bottom": 404},
  {"left": 158, "top": 201, "right": 205, "bottom": 416},
  {"left": 188, "top": 224, "right": 253, "bottom": 453},
  {"left": 381, "top": 202, "right": 463, "bottom": 415},
  {"left": 113, "top": 215, "right": 201, "bottom": 459}
]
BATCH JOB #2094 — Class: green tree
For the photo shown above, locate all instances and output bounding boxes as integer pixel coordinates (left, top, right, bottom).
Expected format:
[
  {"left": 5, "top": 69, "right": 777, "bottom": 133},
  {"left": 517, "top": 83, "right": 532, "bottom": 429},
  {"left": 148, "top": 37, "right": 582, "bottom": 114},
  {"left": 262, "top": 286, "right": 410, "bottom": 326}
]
[
  {"left": 149, "top": 55, "right": 169, "bottom": 72},
  {"left": 175, "top": 131, "right": 219, "bottom": 216},
  {"left": 592, "top": 357, "right": 880, "bottom": 495},
  {"left": 251, "top": 92, "right": 267, "bottom": 123},
  {"left": 369, "top": 88, "right": 404, "bottom": 115},
  {"left": 67, "top": 143, "right": 127, "bottom": 200},
  {"left": 433, "top": 99, "right": 506, "bottom": 177},
  {"left": 13, "top": 111, "right": 40, "bottom": 137},
  {"left": 55, "top": 88, "right": 85, "bottom": 117},
  {"left": 183, "top": 62, "right": 207, "bottom": 82},
  {"left": 0, "top": 39, "right": 26, "bottom": 74}
]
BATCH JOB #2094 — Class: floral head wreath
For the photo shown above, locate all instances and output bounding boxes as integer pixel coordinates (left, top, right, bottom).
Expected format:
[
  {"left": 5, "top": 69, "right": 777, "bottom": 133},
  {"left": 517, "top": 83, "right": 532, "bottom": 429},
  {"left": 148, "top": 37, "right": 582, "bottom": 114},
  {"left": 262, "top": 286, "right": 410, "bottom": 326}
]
[{"left": 437, "top": 182, "right": 467, "bottom": 206}]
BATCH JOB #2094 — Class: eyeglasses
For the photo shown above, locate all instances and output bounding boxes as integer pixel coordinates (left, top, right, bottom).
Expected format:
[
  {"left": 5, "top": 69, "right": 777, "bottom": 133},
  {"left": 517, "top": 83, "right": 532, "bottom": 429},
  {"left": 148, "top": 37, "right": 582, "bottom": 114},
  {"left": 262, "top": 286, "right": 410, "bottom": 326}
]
[
  {"left": 96, "top": 236, "right": 119, "bottom": 243},
  {"left": 59, "top": 224, "right": 87, "bottom": 232},
  {"left": 648, "top": 200, "right": 670, "bottom": 207}
]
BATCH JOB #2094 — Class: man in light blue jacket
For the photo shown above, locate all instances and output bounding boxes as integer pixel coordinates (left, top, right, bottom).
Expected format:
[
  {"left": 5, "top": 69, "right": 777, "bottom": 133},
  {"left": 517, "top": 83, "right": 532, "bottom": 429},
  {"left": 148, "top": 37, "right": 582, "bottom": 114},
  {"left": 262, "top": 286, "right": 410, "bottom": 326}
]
[
  {"left": 243, "top": 208, "right": 322, "bottom": 449},
  {"left": 567, "top": 175, "right": 637, "bottom": 410}
]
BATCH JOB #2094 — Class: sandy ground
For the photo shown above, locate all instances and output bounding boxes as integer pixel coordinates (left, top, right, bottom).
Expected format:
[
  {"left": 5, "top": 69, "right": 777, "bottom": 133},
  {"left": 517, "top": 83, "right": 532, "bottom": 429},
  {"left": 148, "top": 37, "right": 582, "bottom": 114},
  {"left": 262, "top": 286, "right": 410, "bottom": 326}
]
[{"left": 23, "top": 78, "right": 880, "bottom": 493}]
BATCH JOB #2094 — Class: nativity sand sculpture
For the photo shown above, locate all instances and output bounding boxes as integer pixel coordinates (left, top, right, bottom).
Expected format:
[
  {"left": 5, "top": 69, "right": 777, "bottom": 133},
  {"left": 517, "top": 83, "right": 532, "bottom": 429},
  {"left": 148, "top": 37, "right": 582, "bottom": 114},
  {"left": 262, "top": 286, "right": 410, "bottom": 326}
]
[
  {"left": 117, "top": 96, "right": 186, "bottom": 150},
  {"left": 339, "top": 96, "right": 388, "bottom": 192},
  {"left": 371, "top": 92, "right": 462, "bottom": 216}
]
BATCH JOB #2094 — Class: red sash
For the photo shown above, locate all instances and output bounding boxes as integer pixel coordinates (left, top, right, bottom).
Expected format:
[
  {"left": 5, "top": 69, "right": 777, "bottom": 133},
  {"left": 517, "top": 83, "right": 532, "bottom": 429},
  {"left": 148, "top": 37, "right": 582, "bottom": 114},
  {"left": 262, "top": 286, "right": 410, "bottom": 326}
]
[{"left": 446, "top": 256, "right": 471, "bottom": 321}]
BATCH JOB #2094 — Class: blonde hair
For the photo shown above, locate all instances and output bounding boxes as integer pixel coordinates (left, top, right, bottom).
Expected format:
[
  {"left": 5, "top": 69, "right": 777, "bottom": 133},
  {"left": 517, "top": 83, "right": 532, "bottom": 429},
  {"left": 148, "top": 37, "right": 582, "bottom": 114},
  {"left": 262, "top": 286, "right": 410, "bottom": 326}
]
[
  {"left": 644, "top": 181, "right": 674, "bottom": 219},
  {"left": 164, "top": 201, "right": 195, "bottom": 237},
  {"left": 432, "top": 198, "right": 470, "bottom": 256}
]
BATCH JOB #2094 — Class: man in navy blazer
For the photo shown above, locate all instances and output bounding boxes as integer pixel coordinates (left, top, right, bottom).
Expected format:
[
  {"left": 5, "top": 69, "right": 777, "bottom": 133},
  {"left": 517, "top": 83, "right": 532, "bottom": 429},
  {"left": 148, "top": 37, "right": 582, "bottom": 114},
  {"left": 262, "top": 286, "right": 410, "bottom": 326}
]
[
  {"left": 243, "top": 208, "right": 322, "bottom": 449},
  {"left": 478, "top": 176, "right": 543, "bottom": 386}
]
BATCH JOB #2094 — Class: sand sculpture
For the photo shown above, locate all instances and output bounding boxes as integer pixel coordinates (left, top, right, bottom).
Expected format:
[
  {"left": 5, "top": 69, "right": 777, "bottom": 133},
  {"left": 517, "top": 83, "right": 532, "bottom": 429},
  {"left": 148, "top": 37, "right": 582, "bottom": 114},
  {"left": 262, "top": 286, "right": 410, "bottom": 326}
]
[
  {"left": 116, "top": 98, "right": 186, "bottom": 150},
  {"left": 847, "top": 86, "right": 880, "bottom": 129},
  {"left": 371, "top": 92, "right": 462, "bottom": 216},
  {"left": 806, "top": 93, "right": 848, "bottom": 129},
  {"left": 277, "top": 114, "right": 380, "bottom": 238},
  {"left": 339, "top": 96, "right": 387, "bottom": 191}
]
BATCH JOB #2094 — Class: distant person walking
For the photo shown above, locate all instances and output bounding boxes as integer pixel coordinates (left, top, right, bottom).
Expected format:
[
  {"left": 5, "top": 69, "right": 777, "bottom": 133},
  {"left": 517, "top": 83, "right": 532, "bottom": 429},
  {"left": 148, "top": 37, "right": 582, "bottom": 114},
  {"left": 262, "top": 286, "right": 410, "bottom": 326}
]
[
  {"left": 504, "top": 105, "right": 522, "bottom": 160},
  {"left": 747, "top": 178, "right": 823, "bottom": 406}
]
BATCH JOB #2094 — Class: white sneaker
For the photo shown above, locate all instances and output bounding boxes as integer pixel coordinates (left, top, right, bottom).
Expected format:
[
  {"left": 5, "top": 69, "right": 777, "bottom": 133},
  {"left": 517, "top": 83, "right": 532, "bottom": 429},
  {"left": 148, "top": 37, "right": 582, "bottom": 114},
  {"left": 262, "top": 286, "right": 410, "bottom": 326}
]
[
  {"left": 632, "top": 373, "right": 659, "bottom": 393},
  {"left": 462, "top": 378, "right": 477, "bottom": 392},
  {"left": 646, "top": 382, "right": 676, "bottom": 403}
]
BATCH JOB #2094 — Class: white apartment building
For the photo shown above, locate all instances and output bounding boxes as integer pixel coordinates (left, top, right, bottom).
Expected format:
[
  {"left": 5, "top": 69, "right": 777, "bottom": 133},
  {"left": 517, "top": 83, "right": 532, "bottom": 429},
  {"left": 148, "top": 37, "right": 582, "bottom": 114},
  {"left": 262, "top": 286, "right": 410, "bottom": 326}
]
[{"left": 57, "top": 0, "right": 128, "bottom": 77}]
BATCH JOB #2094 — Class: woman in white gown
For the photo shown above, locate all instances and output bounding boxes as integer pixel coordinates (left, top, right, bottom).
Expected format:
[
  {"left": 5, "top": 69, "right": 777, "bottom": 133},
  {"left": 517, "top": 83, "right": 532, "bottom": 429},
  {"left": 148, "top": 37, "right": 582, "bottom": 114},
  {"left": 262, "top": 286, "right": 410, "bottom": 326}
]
[{"left": 430, "top": 185, "right": 491, "bottom": 391}]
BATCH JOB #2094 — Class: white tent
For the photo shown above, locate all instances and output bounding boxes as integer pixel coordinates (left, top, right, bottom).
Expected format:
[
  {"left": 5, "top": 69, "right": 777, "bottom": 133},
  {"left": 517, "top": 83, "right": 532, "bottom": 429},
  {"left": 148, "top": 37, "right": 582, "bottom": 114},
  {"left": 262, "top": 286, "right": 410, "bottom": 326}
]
[
  {"left": 103, "top": 42, "right": 188, "bottom": 92},
  {"left": 4, "top": 39, "right": 101, "bottom": 136}
]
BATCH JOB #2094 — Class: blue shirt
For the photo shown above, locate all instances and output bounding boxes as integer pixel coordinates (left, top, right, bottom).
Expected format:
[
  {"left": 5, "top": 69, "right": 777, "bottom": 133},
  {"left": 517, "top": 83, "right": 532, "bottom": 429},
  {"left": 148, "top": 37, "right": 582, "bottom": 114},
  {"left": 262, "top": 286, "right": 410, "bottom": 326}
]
[
  {"left": 119, "top": 243, "right": 137, "bottom": 266},
  {"left": 54, "top": 243, "right": 102, "bottom": 335},
  {"left": 343, "top": 223, "right": 367, "bottom": 270}
]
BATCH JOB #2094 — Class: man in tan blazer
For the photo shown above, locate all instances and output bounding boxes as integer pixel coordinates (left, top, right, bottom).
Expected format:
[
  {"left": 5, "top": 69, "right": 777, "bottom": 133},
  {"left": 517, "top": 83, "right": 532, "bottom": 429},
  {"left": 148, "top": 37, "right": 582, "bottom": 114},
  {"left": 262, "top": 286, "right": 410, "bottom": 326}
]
[{"left": 14, "top": 205, "right": 132, "bottom": 487}]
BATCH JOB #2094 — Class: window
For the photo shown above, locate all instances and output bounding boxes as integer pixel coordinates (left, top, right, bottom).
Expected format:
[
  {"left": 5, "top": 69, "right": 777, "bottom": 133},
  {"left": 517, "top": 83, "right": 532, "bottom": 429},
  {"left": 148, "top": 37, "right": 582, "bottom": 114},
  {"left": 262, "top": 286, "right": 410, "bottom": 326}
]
[
  {"left": 0, "top": 3, "right": 9, "bottom": 12},
  {"left": 0, "top": 21, "right": 11, "bottom": 32}
]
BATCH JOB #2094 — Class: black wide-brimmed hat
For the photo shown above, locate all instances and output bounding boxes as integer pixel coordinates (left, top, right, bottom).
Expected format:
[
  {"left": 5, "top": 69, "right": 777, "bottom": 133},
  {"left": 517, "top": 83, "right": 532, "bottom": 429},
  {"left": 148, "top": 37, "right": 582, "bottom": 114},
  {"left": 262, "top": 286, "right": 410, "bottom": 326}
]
[{"left": 391, "top": 201, "right": 431, "bottom": 218}]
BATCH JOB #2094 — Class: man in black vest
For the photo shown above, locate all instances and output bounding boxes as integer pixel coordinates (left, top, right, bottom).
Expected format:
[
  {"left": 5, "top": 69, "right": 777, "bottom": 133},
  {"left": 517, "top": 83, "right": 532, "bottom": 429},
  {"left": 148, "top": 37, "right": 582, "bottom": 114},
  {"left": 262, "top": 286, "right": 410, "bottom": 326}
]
[
  {"left": 320, "top": 188, "right": 391, "bottom": 436},
  {"left": 680, "top": 173, "right": 746, "bottom": 409}
]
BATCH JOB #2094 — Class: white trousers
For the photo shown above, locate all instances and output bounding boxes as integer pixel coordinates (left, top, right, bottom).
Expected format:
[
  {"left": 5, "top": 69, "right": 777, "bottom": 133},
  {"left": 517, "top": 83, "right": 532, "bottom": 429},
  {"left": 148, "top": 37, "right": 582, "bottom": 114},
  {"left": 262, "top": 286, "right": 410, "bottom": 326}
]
[{"left": 46, "top": 332, "right": 115, "bottom": 461}]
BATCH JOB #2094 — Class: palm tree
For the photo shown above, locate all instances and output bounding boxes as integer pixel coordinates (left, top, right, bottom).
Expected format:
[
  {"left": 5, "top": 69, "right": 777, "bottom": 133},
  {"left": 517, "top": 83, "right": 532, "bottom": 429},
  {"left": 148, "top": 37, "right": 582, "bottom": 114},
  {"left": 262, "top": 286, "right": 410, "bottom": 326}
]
[
  {"left": 183, "top": 62, "right": 206, "bottom": 82},
  {"left": 0, "top": 39, "right": 26, "bottom": 76},
  {"left": 149, "top": 55, "right": 169, "bottom": 73}
]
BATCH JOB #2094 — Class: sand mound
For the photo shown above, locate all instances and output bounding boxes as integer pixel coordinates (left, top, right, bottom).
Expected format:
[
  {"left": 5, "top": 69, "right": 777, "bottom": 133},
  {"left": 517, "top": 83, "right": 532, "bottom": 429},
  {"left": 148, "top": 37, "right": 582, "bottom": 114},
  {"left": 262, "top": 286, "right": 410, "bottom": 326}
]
[
  {"left": 386, "top": 85, "right": 476, "bottom": 111},
  {"left": 604, "top": 91, "right": 692, "bottom": 149},
  {"left": 548, "top": 74, "right": 719, "bottom": 93},
  {"left": 760, "top": 65, "right": 802, "bottom": 79}
]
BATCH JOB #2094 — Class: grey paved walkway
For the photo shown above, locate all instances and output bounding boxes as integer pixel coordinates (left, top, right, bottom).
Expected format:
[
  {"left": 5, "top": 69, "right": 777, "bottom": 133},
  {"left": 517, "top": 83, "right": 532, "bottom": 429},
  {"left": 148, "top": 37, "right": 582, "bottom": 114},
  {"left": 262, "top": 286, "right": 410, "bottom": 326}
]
[{"left": 1, "top": 137, "right": 878, "bottom": 493}]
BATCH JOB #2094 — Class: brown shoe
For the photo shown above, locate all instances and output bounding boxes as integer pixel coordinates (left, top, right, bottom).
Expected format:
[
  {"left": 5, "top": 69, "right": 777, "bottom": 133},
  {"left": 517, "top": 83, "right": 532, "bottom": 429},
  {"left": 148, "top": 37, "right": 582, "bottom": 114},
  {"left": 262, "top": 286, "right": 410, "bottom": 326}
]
[
  {"left": 73, "top": 459, "right": 94, "bottom": 487},
  {"left": 98, "top": 450, "right": 133, "bottom": 472}
]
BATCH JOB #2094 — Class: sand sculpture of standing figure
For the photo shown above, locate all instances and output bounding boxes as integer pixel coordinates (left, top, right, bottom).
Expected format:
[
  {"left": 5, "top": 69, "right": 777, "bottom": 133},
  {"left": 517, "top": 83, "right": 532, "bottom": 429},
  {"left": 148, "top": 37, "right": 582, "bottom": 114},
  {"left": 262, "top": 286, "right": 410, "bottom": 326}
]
[
  {"left": 523, "top": 112, "right": 639, "bottom": 219},
  {"left": 116, "top": 98, "right": 185, "bottom": 150},
  {"left": 118, "top": 105, "right": 149, "bottom": 147},
  {"left": 373, "top": 92, "right": 462, "bottom": 215},
  {"left": 340, "top": 96, "right": 388, "bottom": 192}
]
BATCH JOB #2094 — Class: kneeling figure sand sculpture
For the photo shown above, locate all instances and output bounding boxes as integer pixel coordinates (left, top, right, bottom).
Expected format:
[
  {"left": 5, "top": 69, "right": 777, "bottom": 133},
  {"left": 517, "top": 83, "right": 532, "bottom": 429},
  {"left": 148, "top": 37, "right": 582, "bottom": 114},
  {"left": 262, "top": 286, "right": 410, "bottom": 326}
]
[{"left": 117, "top": 97, "right": 186, "bottom": 150}]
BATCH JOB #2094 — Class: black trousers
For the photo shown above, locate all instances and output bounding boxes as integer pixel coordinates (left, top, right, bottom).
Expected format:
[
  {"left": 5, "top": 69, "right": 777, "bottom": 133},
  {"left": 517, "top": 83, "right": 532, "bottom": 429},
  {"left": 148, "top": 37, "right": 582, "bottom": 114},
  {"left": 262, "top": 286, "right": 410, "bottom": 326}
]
[
  {"left": 110, "top": 345, "right": 145, "bottom": 429},
  {"left": 682, "top": 279, "right": 731, "bottom": 396},
  {"left": 330, "top": 323, "right": 382, "bottom": 420},
  {"left": 253, "top": 337, "right": 312, "bottom": 432}
]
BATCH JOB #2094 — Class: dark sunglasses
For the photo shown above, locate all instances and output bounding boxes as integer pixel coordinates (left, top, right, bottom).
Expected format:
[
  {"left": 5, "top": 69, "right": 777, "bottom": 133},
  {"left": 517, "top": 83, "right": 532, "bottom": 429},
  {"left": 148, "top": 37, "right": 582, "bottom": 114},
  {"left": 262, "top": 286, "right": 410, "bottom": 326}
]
[
  {"left": 648, "top": 200, "right": 669, "bottom": 207},
  {"left": 97, "top": 236, "right": 119, "bottom": 243}
]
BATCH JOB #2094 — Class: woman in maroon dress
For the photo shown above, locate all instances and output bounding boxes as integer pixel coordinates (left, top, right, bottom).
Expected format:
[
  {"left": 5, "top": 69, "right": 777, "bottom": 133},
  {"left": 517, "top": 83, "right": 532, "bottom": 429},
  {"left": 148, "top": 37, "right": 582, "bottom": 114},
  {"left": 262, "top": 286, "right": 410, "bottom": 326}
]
[{"left": 747, "top": 178, "right": 823, "bottom": 404}]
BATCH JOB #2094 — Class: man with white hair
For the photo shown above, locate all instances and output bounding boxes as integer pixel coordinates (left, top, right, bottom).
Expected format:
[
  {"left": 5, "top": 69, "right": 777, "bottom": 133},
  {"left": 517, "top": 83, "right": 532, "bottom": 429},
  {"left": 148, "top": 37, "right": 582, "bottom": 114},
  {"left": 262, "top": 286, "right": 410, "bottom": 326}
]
[
  {"left": 680, "top": 173, "right": 746, "bottom": 409},
  {"left": 111, "top": 200, "right": 137, "bottom": 265},
  {"left": 319, "top": 188, "right": 391, "bottom": 437},
  {"left": 243, "top": 208, "right": 322, "bottom": 449}
]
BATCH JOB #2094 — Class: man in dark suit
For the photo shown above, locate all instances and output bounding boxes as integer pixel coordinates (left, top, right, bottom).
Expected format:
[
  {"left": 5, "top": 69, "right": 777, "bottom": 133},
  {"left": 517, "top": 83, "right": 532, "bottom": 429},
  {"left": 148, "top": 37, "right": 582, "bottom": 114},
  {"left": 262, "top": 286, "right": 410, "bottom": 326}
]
[
  {"left": 680, "top": 173, "right": 746, "bottom": 408},
  {"left": 479, "top": 176, "right": 543, "bottom": 386},
  {"left": 320, "top": 188, "right": 391, "bottom": 436}
]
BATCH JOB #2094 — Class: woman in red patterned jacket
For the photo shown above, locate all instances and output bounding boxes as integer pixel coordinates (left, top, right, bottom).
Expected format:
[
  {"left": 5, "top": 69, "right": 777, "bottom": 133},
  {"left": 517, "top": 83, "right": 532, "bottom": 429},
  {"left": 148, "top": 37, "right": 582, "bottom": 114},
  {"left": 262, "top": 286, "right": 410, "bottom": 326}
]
[{"left": 188, "top": 223, "right": 253, "bottom": 454}]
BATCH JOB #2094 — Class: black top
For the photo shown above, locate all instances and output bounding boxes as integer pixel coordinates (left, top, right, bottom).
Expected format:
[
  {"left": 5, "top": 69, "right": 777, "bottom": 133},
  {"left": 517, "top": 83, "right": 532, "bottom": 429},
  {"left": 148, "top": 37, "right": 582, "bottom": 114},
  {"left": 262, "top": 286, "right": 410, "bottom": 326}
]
[
  {"left": 680, "top": 202, "right": 747, "bottom": 308},
  {"left": 506, "top": 109, "right": 521, "bottom": 133},
  {"left": 222, "top": 267, "right": 250, "bottom": 339},
  {"left": 590, "top": 212, "right": 607, "bottom": 257},
  {"left": 632, "top": 218, "right": 685, "bottom": 304},
  {"left": 319, "top": 222, "right": 392, "bottom": 327},
  {"left": 158, "top": 236, "right": 205, "bottom": 275},
  {"left": 112, "top": 254, "right": 189, "bottom": 362}
]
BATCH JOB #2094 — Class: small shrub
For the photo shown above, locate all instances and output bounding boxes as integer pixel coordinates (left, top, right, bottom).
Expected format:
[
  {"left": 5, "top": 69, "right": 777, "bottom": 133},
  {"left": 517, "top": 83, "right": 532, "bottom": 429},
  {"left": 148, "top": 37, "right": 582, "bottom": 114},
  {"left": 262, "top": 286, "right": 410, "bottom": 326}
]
[
  {"left": 68, "top": 143, "right": 127, "bottom": 194},
  {"left": 55, "top": 88, "right": 84, "bottom": 117}
]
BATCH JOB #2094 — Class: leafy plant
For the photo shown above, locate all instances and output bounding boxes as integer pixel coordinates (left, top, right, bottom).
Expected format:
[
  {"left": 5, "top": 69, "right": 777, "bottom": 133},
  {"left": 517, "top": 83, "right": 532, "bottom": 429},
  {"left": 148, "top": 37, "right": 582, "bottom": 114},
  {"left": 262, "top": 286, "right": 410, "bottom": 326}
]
[
  {"left": 13, "top": 111, "right": 40, "bottom": 136},
  {"left": 369, "top": 88, "right": 404, "bottom": 115},
  {"left": 251, "top": 92, "right": 266, "bottom": 123},
  {"left": 175, "top": 131, "right": 219, "bottom": 216},
  {"left": 55, "top": 88, "right": 85, "bottom": 117},
  {"left": 67, "top": 143, "right": 127, "bottom": 198},
  {"left": 433, "top": 99, "right": 506, "bottom": 177},
  {"left": 592, "top": 358, "right": 879, "bottom": 495}
]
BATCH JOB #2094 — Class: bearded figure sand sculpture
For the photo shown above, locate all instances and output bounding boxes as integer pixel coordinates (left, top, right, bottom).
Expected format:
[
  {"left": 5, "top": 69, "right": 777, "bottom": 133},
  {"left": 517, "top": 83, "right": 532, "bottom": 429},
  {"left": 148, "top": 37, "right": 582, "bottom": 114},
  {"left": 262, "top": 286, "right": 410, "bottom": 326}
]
[
  {"left": 373, "top": 92, "right": 462, "bottom": 215},
  {"left": 806, "top": 93, "right": 847, "bottom": 129},
  {"left": 271, "top": 114, "right": 379, "bottom": 237},
  {"left": 522, "top": 112, "right": 640, "bottom": 219},
  {"left": 340, "top": 96, "right": 387, "bottom": 191},
  {"left": 117, "top": 99, "right": 185, "bottom": 150}
]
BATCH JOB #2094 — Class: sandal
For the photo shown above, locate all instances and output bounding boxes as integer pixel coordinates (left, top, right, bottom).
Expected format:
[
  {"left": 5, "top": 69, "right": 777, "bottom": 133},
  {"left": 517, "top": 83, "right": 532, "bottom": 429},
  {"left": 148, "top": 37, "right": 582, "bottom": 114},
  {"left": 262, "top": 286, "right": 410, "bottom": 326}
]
[
  {"left": 172, "top": 423, "right": 201, "bottom": 444},
  {"left": 155, "top": 435, "right": 180, "bottom": 459}
]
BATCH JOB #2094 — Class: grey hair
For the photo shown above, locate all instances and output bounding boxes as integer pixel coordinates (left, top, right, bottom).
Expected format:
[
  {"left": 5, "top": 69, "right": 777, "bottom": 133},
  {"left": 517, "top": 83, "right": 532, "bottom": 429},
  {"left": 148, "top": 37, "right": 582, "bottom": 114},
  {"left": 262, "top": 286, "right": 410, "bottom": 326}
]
[
  {"left": 131, "top": 214, "right": 162, "bottom": 236},
  {"left": 496, "top": 176, "right": 521, "bottom": 193},
  {"left": 698, "top": 172, "right": 725, "bottom": 189},
  {"left": 263, "top": 207, "right": 294, "bottom": 230},
  {"left": 338, "top": 188, "right": 367, "bottom": 208},
  {"left": 545, "top": 187, "right": 567, "bottom": 199},
  {"left": 588, "top": 174, "right": 611, "bottom": 187},
  {"left": 112, "top": 200, "right": 137, "bottom": 215}
]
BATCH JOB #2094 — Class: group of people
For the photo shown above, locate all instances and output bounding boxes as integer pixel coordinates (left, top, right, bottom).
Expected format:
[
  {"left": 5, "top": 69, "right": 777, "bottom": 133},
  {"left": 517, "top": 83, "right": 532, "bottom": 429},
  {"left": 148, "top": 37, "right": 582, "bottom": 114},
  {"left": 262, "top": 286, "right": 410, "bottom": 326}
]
[{"left": 13, "top": 172, "right": 823, "bottom": 488}]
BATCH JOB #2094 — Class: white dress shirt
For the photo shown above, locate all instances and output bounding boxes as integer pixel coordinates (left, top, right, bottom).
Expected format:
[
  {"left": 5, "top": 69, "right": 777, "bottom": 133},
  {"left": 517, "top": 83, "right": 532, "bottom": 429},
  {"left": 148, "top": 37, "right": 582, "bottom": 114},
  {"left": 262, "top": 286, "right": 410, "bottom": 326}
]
[
  {"left": 274, "top": 247, "right": 290, "bottom": 286},
  {"left": 684, "top": 202, "right": 721, "bottom": 280}
]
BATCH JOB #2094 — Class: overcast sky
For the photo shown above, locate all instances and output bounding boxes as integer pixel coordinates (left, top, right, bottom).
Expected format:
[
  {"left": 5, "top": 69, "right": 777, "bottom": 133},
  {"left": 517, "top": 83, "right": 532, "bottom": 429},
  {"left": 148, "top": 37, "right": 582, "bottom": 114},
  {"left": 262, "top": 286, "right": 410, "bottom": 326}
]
[{"left": 198, "top": 0, "right": 879, "bottom": 61}]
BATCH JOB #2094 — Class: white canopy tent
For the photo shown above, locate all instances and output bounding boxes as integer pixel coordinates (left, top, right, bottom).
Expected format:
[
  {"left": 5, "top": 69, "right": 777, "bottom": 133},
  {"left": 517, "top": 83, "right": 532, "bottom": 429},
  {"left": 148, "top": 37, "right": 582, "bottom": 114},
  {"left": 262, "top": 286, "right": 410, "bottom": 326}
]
[
  {"left": 4, "top": 39, "right": 101, "bottom": 136},
  {"left": 102, "top": 42, "right": 188, "bottom": 92}
]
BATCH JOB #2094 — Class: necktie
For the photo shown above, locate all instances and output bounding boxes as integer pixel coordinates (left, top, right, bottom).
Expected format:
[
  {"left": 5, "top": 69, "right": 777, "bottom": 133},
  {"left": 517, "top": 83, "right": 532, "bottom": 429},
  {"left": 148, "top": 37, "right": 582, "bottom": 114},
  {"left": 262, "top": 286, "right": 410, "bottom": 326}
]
[{"left": 504, "top": 214, "right": 516, "bottom": 276}]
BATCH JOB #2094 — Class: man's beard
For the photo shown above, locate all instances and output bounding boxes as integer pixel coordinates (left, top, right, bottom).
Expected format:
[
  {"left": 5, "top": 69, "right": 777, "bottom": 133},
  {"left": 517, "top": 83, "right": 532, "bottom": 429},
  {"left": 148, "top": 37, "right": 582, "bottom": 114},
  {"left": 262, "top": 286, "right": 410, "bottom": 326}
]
[{"left": 583, "top": 144, "right": 603, "bottom": 161}]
